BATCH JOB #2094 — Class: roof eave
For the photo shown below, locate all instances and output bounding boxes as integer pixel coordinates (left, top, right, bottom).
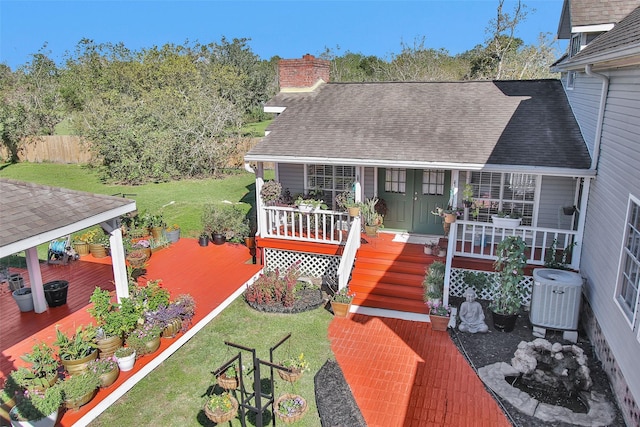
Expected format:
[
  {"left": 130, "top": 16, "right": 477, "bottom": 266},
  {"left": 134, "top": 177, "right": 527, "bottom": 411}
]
[
  {"left": 557, "top": 45, "right": 640, "bottom": 70},
  {"left": 244, "top": 155, "right": 595, "bottom": 178},
  {"left": 0, "top": 201, "right": 137, "bottom": 258}
]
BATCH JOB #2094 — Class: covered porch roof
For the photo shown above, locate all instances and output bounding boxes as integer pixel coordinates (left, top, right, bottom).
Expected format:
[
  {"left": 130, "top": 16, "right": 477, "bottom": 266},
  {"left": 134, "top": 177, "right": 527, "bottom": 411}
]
[
  {"left": 0, "top": 179, "right": 136, "bottom": 312},
  {"left": 0, "top": 179, "right": 136, "bottom": 258}
]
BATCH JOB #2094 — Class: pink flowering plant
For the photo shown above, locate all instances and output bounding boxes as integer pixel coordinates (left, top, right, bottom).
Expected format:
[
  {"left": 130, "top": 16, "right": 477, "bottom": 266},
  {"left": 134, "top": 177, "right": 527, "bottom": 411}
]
[
  {"left": 426, "top": 300, "right": 451, "bottom": 317},
  {"left": 87, "top": 357, "right": 118, "bottom": 376},
  {"left": 133, "top": 239, "right": 150, "bottom": 249},
  {"left": 126, "top": 323, "right": 162, "bottom": 355}
]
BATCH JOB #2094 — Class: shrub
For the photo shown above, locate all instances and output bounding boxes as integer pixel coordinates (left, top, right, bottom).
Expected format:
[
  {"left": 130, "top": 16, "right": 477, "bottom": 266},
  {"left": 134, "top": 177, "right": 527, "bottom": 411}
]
[{"left": 244, "top": 262, "right": 301, "bottom": 307}]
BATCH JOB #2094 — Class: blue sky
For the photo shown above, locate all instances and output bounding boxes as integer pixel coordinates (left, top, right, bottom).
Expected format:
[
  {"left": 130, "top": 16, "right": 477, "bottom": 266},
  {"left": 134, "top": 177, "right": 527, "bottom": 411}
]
[{"left": 1, "top": 0, "right": 566, "bottom": 70}]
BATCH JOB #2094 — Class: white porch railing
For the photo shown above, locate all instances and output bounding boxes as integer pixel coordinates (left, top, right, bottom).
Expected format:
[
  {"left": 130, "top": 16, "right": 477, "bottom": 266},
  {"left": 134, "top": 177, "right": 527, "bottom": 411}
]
[
  {"left": 453, "top": 220, "right": 579, "bottom": 269},
  {"left": 337, "top": 216, "right": 361, "bottom": 290},
  {"left": 262, "top": 206, "right": 352, "bottom": 244}
]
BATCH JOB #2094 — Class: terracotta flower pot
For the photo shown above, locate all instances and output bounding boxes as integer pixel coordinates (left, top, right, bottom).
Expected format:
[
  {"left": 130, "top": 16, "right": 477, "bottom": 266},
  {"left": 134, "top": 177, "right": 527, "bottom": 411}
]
[{"left": 330, "top": 301, "right": 351, "bottom": 318}]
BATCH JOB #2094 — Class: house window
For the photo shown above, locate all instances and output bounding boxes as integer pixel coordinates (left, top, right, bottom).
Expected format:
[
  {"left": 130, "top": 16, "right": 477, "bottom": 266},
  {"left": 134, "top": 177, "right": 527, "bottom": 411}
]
[
  {"left": 385, "top": 169, "right": 406, "bottom": 193},
  {"left": 306, "top": 164, "right": 356, "bottom": 208},
  {"left": 422, "top": 170, "right": 445, "bottom": 195},
  {"left": 468, "top": 172, "right": 536, "bottom": 225},
  {"left": 566, "top": 71, "right": 575, "bottom": 90},
  {"left": 570, "top": 34, "right": 582, "bottom": 57},
  {"left": 616, "top": 196, "right": 640, "bottom": 326}
]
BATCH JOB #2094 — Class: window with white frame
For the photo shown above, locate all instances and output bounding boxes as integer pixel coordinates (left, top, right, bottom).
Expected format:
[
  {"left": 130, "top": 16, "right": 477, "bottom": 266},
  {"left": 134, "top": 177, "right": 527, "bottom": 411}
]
[
  {"left": 306, "top": 165, "right": 356, "bottom": 209},
  {"left": 468, "top": 172, "right": 536, "bottom": 225},
  {"left": 617, "top": 196, "right": 640, "bottom": 326}
]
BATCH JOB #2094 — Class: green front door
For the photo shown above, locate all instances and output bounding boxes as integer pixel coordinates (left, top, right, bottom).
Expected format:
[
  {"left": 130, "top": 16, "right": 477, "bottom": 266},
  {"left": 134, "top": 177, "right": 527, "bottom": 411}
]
[{"left": 378, "top": 168, "right": 450, "bottom": 234}]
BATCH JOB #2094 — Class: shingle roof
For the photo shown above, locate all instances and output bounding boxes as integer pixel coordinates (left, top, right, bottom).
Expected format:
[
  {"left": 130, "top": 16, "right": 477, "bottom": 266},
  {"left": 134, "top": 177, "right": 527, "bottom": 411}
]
[
  {"left": 569, "top": 6, "right": 640, "bottom": 63},
  {"left": 570, "top": 0, "right": 638, "bottom": 27},
  {"left": 247, "top": 80, "right": 590, "bottom": 171},
  {"left": 558, "top": 0, "right": 639, "bottom": 38},
  {"left": 0, "top": 179, "right": 136, "bottom": 257}
]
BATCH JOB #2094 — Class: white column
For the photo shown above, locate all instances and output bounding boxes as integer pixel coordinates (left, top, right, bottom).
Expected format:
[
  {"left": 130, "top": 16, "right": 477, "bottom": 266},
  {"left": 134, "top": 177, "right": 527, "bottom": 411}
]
[
  {"left": 109, "top": 227, "right": 129, "bottom": 302},
  {"left": 25, "top": 247, "right": 47, "bottom": 313},
  {"left": 255, "top": 162, "right": 266, "bottom": 238}
]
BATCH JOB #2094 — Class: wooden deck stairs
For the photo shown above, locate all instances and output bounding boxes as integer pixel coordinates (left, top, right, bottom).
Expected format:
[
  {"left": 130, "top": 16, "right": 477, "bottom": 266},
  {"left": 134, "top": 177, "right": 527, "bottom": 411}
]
[{"left": 349, "top": 239, "right": 441, "bottom": 314}]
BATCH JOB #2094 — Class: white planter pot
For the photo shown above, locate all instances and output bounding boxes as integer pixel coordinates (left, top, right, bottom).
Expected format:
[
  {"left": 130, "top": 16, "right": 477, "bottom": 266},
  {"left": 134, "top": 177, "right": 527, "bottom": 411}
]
[
  {"left": 12, "top": 288, "right": 34, "bottom": 312},
  {"left": 491, "top": 216, "right": 521, "bottom": 228},
  {"left": 116, "top": 352, "right": 136, "bottom": 371},
  {"left": 297, "top": 203, "right": 314, "bottom": 213},
  {"left": 10, "top": 407, "right": 58, "bottom": 427}
]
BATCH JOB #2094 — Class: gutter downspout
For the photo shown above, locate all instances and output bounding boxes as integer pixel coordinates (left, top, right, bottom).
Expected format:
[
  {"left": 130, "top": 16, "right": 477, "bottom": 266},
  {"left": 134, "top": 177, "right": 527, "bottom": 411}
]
[{"left": 584, "top": 64, "right": 609, "bottom": 170}]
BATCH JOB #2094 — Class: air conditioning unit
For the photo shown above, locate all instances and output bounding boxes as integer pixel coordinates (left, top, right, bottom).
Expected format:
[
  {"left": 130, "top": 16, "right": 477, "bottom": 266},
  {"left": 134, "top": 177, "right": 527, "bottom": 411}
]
[{"left": 530, "top": 268, "right": 582, "bottom": 343}]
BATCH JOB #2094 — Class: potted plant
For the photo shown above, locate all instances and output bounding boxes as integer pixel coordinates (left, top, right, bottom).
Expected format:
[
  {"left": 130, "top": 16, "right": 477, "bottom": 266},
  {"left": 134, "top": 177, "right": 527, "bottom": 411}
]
[
  {"left": 198, "top": 231, "right": 209, "bottom": 247},
  {"left": 204, "top": 392, "right": 238, "bottom": 424},
  {"left": 17, "top": 342, "right": 59, "bottom": 391},
  {"left": 126, "top": 323, "right": 162, "bottom": 356},
  {"left": 335, "top": 188, "right": 360, "bottom": 217},
  {"left": 114, "top": 347, "right": 136, "bottom": 372},
  {"left": 361, "top": 197, "right": 383, "bottom": 236},
  {"left": 277, "top": 353, "right": 309, "bottom": 383},
  {"left": 423, "top": 261, "right": 445, "bottom": 307},
  {"left": 491, "top": 211, "right": 522, "bottom": 228},
  {"left": 143, "top": 212, "right": 166, "bottom": 240},
  {"left": 489, "top": 236, "right": 527, "bottom": 332},
  {"left": 88, "top": 288, "right": 139, "bottom": 357},
  {"left": 9, "top": 384, "right": 62, "bottom": 427},
  {"left": 259, "top": 180, "right": 282, "bottom": 205},
  {"left": 0, "top": 375, "right": 21, "bottom": 422},
  {"left": 54, "top": 325, "right": 98, "bottom": 376},
  {"left": 87, "top": 357, "right": 119, "bottom": 388},
  {"left": 201, "top": 204, "right": 242, "bottom": 245},
  {"left": 164, "top": 223, "right": 180, "bottom": 243},
  {"left": 144, "top": 293, "right": 196, "bottom": 339},
  {"left": 59, "top": 371, "right": 100, "bottom": 410},
  {"left": 216, "top": 365, "right": 239, "bottom": 390},
  {"left": 295, "top": 195, "right": 327, "bottom": 212},
  {"left": 426, "top": 300, "right": 451, "bottom": 331},
  {"left": 72, "top": 234, "right": 90, "bottom": 257},
  {"left": 462, "top": 183, "right": 474, "bottom": 207},
  {"left": 330, "top": 286, "right": 355, "bottom": 318},
  {"left": 274, "top": 393, "right": 308, "bottom": 424}
]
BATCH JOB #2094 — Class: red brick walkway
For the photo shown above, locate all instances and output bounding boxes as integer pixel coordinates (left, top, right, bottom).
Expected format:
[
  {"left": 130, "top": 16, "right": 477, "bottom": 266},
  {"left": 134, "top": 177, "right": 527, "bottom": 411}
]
[{"left": 329, "top": 314, "right": 511, "bottom": 427}]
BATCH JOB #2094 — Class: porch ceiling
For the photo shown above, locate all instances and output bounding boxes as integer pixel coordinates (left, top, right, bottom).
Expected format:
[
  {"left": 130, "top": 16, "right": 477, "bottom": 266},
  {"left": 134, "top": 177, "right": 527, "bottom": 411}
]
[{"left": 0, "top": 179, "right": 136, "bottom": 257}]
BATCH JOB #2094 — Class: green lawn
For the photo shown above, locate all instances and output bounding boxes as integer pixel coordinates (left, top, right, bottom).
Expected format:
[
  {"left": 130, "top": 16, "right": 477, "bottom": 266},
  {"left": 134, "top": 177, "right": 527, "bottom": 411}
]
[
  {"left": 89, "top": 298, "right": 334, "bottom": 426},
  {"left": 0, "top": 163, "right": 274, "bottom": 262}
]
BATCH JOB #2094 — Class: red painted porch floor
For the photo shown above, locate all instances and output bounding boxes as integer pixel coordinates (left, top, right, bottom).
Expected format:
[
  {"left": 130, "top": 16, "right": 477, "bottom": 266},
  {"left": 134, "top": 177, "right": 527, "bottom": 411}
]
[{"left": 1, "top": 235, "right": 510, "bottom": 426}]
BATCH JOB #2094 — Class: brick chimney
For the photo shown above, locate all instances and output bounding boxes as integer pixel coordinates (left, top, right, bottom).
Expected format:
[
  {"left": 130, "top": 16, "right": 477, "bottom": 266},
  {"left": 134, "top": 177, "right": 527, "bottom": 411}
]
[{"left": 278, "top": 54, "right": 330, "bottom": 92}]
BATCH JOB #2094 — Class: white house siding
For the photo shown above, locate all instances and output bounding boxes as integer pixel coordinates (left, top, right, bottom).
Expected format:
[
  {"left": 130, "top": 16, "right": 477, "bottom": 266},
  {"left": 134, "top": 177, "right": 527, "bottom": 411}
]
[
  {"left": 579, "top": 66, "right": 640, "bottom": 407},
  {"left": 564, "top": 71, "right": 605, "bottom": 157},
  {"left": 537, "top": 176, "right": 576, "bottom": 230}
]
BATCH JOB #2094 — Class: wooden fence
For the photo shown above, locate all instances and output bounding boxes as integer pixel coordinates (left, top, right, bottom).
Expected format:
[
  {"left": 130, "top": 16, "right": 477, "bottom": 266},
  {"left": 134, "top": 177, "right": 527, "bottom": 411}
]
[{"left": 1, "top": 136, "right": 93, "bottom": 164}]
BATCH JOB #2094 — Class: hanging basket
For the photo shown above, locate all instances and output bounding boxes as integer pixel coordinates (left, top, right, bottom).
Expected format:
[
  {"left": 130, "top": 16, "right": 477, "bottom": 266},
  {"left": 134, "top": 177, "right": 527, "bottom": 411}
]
[
  {"left": 204, "top": 395, "right": 238, "bottom": 424},
  {"left": 216, "top": 373, "right": 239, "bottom": 390},
  {"left": 277, "top": 368, "right": 303, "bottom": 383},
  {"left": 274, "top": 393, "right": 308, "bottom": 424}
]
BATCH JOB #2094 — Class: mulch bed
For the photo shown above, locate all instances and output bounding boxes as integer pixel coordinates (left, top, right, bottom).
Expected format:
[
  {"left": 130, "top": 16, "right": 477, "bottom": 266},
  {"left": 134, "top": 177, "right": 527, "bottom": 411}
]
[
  {"left": 245, "top": 289, "right": 325, "bottom": 314},
  {"left": 314, "top": 360, "right": 366, "bottom": 427},
  {"left": 448, "top": 296, "right": 627, "bottom": 427}
]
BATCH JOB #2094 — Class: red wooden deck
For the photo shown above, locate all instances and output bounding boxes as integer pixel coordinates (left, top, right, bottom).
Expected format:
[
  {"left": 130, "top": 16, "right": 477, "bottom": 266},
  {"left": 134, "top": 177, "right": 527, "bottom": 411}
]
[{"left": 0, "top": 238, "right": 261, "bottom": 426}]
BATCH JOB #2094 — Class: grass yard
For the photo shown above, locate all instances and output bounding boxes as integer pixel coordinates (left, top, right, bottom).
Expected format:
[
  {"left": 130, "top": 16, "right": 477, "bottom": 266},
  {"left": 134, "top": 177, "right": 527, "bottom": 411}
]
[
  {"left": 89, "top": 298, "right": 334, "bottom": 426},
  {"left": 0, "top": 162, "right": 274, "bottom": 261}
]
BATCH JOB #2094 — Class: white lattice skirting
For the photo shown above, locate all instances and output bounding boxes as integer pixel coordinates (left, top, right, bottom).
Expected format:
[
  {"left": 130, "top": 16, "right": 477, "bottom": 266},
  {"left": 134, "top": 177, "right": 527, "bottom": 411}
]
[
  {"left": 264, "top": 248, "right": 341, "bottom": 279},
  {"left": 450, "top": 268, "right": 533, "bottom": 307}
]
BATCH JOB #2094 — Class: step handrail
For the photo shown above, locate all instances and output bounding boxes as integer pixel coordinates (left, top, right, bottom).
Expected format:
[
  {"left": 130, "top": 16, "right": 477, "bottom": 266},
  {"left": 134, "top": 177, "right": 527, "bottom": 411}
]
[{"left": 337, "top": 216, "right": 361, "bottom": 290}]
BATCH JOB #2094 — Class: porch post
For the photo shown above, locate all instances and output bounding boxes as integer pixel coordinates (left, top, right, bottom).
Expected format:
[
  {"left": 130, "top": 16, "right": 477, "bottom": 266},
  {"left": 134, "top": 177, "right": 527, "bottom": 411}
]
[
  {"left": 572, "top": 177, "right": 591, "bottom": 270},
  {"left": 443, "top": 222, "right": 456, "bottom": 309},
  {"left": 255, "top": 162, "right": 266, "bottom": 238},
  {"left": 109, "top": 227, "right": 129, "bottom": 302},
  {"left": 25, "top": 247, "right": 47, "bottom": 313}
]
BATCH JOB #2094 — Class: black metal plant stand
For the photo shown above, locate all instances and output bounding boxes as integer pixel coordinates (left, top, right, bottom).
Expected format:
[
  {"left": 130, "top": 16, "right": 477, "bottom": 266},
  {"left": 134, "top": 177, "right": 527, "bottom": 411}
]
[{"left": 211, "top": 333, "right": 298, "bottom": 427}]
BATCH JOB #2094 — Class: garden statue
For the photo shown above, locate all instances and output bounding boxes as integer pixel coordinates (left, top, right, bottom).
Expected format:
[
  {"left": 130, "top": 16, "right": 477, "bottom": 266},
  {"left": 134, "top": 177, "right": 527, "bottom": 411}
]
[{"left": 458, "top": 287, "right": 488, "bottom": 334}]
